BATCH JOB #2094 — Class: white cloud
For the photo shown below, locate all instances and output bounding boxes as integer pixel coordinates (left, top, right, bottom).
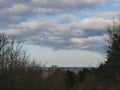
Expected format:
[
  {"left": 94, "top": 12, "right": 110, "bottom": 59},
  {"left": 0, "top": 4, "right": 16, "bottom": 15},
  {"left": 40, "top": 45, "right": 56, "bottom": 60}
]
[
  {"left": 7, "top": 4, "right": 30, "bottom": 14},
  {"left": 70, "top": 38, "right": 85, "bottom": 44},
  {"left": 0, "top": 29, "right": 21, "bottom": 35},
  {"left": 70, "top": 34, "right": 107, "bottom": 45},
  {"left": 95, "top": 11, "right": 120, "bottom": 18},
  {"left": 70, "top": 18, "right": 109, "bottom": 31}
]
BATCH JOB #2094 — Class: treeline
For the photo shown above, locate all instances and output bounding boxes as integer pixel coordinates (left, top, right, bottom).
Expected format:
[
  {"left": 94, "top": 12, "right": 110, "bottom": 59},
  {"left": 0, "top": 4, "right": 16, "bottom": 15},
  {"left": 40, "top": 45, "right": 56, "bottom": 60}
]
[
  {"left": 0, "top": 34, "right": 117, "bottom": 90},
  {"left": 0, "top": 34, "right": 96, "bottom": 90},
  {"left": 0, "top": 33, "right": 95, "bottom": 90}
]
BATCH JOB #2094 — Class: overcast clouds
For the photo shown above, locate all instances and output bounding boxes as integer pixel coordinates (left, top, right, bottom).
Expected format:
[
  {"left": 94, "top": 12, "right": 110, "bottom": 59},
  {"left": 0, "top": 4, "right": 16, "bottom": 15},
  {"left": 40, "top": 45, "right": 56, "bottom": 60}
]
[{"left": 0, "top": 0, "right": 120, "bottom": 53}]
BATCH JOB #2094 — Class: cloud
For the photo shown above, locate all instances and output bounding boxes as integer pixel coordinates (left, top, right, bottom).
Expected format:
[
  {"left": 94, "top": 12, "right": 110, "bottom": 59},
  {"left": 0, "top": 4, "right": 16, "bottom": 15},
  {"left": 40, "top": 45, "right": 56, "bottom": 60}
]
[
  {"left": 0, "top": 29, "right": 21, "bottom": 35},
  {"left": 31, "top": 0, "right": 106, "bottom": 9},
  {"left": 95, "top": 11, "right": 120, "bottom": 18},
  {"left": 1, "top": 16, "right": 110, "bottom": 52},
  {"left": 6, "top": 4, "right": 30, "bottom": 15},
  {"left": 1, "top": 0, "right": 117, "bottom": 53},
  {"left": 0, "top": 0, "right": 106, "bottom": 26},
  {"left": 112, "top": 0, "right": 120, "bottom": 7},
  {"left": 73, "top": 18, "right": 109, "bottom": 31},
  {"left": 70, "top": 34, "right": 108, "bottom": 50},
  {"left": 58, "top": 14, "right": 77, "bottom": 23}
]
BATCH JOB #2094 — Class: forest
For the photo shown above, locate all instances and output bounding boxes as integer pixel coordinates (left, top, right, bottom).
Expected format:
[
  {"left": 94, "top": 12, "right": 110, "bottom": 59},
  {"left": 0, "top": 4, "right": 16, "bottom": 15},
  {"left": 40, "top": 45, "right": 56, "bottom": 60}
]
[{"left": 0, "top": 19, "right": 120, "bottom": 90}]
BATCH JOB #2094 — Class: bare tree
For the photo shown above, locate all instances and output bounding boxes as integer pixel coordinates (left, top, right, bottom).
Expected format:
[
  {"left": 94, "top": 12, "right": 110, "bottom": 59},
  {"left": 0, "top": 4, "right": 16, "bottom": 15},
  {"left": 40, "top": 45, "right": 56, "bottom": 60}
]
[
  {"left": 0, "top": 33, "right": 29, "bottom": 90},
  {"left": 0, "top": 33, "right": 28, "bottom": 72}
]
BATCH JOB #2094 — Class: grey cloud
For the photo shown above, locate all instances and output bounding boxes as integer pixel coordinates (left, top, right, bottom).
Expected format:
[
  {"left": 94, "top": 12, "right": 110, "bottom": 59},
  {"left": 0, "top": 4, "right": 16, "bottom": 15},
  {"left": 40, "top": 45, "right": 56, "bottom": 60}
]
[
  {"left": 94, "top": 11, "right": 120, "bottom": 18},
  {"left": 0, "top": 0, "right": 12, "bottom": 9},
  {"left": 31, "top": 0, "right": 106, "bottom": 9},
  {"left": 0, "top": 0, "right": 111, "bottom": 52},
  {"left": 2, "top": 17, "right": 110, "bottom": 52},
  {"left": 0, "top": 0, "right": 106, "bottom": 26},
  {"left": 58, "top": 14, "right": 77, "bottom": 23}
]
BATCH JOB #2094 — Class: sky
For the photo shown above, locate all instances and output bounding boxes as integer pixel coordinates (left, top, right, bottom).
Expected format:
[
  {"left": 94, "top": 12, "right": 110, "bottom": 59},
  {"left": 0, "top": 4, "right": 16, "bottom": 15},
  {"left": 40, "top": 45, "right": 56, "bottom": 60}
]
[{"left": 0, "top": 0, "right": 120, "bottom": 67}]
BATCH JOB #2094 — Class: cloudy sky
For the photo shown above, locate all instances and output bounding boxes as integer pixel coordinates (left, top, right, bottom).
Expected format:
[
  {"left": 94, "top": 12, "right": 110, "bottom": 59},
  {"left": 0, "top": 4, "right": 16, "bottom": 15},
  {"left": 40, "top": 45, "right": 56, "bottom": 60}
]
[{"left": 0, "top": 0, "right": 120, "bottom": 67}]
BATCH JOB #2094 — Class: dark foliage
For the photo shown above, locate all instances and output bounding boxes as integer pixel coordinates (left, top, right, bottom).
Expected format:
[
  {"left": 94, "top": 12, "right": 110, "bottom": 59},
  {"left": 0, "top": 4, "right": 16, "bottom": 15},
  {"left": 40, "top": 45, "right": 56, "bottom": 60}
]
[
  {"left": 98, "top": 18, "right": 120, "bottom": 82},
  {"left": 65, "top": 70, "right": 77, "bottom": 88},
  {"left": 106, "top": 19, "right": 120, "bottom": 65}
]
